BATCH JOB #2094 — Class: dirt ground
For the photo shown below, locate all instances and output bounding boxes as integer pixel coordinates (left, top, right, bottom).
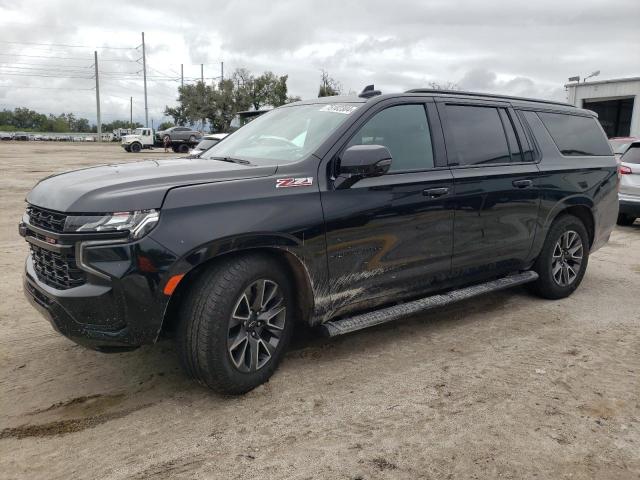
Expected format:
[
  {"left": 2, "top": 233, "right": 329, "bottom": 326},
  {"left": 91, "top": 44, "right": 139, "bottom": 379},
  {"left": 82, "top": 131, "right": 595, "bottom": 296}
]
[{"left": 0, "top": 141, "right": 639, "bottom": 480}]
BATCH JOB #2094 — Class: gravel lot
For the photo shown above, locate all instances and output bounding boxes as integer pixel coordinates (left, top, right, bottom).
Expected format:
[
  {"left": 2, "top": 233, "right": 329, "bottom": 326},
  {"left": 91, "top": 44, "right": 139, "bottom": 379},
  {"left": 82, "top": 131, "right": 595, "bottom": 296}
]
[{"left": 1, "top": 142, "right": 639, "bottom": 479}]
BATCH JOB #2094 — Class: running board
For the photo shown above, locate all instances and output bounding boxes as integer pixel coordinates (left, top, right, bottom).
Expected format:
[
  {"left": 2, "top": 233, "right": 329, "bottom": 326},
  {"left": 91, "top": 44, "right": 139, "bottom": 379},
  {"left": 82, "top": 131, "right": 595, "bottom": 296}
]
[{"left": 320, "top": 270, "right": 538, "bottom": 337}]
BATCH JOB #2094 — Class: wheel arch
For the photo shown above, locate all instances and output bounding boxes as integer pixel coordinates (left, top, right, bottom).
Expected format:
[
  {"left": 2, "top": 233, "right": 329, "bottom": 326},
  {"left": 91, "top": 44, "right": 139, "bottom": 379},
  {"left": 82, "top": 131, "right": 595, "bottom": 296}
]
[
  {"left": 160, "top": 244, "right": 315, "bottom": 336},
  {"left": 544, "top": 199, "right": 595, "bottom": 248}
]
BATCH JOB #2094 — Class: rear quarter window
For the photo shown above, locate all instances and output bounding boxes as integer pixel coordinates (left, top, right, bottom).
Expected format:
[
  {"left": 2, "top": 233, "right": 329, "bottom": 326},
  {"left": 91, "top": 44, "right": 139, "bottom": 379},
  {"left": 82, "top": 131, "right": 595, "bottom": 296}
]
[
  {"left": 537, "top": 112, "right": 612, "bottom": 156},
  {"left": 622, "top": 145, "right": 640, "bottom": 164}
]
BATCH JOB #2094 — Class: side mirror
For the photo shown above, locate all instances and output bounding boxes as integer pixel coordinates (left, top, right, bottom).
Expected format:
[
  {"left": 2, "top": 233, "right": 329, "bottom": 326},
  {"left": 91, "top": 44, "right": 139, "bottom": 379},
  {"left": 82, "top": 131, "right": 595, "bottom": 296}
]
[{"left": 337, "top": 145, "right": 392, "bottom": 188}]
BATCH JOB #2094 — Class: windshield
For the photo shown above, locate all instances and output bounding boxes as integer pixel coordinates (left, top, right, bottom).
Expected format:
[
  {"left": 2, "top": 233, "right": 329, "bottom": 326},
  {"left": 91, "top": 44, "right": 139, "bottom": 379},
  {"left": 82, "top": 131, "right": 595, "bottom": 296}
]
[
  {"left": 134, "top": 128, "right": 145, "bottom": 135},
  {"left": 609, "top": 140, "right": 632, "bottom": 155},
  {"left": 202, "top": 103, "right": 361, "bottom": 164}
]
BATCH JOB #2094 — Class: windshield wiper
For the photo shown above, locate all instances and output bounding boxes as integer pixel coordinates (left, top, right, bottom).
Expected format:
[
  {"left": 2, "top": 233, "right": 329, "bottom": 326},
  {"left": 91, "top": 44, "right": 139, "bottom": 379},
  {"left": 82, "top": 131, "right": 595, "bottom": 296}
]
[{"left": 209, "top": 156, "right": 253, "bottom": 166}]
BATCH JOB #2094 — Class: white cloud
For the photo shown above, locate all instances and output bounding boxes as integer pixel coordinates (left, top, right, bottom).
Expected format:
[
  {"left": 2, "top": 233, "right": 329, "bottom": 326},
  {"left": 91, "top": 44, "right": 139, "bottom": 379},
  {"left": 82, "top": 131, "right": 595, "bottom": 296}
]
[{"left": 0, "top": 0, "right": 638, "bottom": 125}]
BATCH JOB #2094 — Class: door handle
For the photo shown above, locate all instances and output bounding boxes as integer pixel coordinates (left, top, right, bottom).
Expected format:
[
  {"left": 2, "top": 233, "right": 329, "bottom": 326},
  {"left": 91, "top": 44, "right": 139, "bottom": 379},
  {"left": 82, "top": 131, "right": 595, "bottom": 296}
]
[
  {"left": 423, "top": 187, "right": 449, "bottom": 198},
  {"left": 512, "top": 179, "right": 533, "bottom": 189}
]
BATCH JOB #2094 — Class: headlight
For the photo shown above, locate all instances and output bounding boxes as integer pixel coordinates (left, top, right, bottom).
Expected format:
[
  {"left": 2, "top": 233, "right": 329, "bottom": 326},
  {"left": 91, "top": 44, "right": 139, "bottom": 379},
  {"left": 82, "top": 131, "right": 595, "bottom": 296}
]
[{"left": 64, "top": 210, "right": 159, "bottom": 239}]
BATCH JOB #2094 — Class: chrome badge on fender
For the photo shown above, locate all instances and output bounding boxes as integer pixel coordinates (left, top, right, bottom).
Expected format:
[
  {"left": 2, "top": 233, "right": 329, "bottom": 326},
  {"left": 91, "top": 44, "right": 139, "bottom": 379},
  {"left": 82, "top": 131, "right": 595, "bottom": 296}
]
[{"left": 276, "top": 177, "right": 313, "bottom": 188}]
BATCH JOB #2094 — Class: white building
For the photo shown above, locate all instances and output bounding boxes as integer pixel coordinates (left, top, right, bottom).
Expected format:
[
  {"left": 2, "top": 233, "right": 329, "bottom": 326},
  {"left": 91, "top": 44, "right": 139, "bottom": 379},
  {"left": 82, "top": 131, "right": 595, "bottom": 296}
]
[{"left": 566, "top": 76, "right": 640, "bottom": 138}]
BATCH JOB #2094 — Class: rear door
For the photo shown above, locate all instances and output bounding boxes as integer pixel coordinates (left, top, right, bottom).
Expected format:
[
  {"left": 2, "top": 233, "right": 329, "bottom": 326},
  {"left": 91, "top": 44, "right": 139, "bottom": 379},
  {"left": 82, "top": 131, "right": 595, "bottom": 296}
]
[
  {"left": 320, "top": 99, "right": 454, "bottom": 316},
  {"left": 437, "top": 100, "right": 540, "bottom": 277}
]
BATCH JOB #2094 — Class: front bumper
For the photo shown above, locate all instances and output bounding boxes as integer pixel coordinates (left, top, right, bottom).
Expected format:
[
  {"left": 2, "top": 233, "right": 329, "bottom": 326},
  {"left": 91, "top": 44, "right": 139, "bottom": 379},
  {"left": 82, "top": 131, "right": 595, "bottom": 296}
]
[
  {"left": 619, "top": 193, "right": 640, "bottom": 216},
  {"left": 20, "top": 219, "right": 178, "bottom": 350}
]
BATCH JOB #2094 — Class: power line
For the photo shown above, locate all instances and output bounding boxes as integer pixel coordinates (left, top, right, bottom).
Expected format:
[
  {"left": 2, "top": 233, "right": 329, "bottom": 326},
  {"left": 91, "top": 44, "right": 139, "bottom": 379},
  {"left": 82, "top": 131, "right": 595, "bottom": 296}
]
[
  {"left": 0, "top": 61, "right": 94, "bottom": 68},
  {"left": 0, "top": 52, "right": 138, "bottom": 62},
  {"left": 0, "top": 40, "right": 138, "bottom": 50},
  {"left": 0, "top": 64, "right": 94, "bottom": 73},
  {"left": 0, "top": 71, "right": 94, "bottom": 79},
  {"left": 0, "top": 84, "right": 94, "bottom": 91}
]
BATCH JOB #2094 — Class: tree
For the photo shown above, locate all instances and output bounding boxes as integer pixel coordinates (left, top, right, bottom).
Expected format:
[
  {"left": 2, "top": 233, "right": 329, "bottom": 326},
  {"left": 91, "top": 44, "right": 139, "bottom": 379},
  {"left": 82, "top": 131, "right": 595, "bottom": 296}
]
[
  {"left": 318, "top": 70, "right": 341, "bottom": 97},
  {"left": 0, "top": 107, "right": 97, "bottom": 132},
  {"left": 163, "top": 67, "right": 298, "bottom": 133}
]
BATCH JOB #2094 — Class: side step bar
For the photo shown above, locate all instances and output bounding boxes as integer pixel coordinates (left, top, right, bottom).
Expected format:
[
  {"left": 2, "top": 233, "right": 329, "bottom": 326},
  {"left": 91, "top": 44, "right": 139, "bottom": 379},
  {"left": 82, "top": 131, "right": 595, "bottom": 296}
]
[{"left": 320, "top": 270, "right": 538, "bottom": 337}]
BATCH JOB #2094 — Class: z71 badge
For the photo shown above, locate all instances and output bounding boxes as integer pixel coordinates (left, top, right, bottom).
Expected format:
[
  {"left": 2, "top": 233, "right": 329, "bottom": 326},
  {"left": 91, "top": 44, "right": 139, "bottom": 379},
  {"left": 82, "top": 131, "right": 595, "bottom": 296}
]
[{"left": 276, "top": 177, "right": 313, "bottom": 188}]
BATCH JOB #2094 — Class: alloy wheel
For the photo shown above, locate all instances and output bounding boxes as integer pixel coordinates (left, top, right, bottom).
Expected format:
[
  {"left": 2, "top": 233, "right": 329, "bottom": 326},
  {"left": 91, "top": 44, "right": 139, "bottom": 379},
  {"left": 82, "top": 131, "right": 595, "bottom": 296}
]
[
  {"left": 227, "top": 279, "right": 286, "bottom": 372},
  {"left": 551, "top": 230, "right": 583, "bottom": 287}
]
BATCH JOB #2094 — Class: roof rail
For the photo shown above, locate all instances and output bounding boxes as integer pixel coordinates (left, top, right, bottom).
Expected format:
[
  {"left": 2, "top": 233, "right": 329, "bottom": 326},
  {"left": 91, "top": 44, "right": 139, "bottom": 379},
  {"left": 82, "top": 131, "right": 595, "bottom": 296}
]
[{"left": 405, "top": 88, "right": 574, "bottom": 108}]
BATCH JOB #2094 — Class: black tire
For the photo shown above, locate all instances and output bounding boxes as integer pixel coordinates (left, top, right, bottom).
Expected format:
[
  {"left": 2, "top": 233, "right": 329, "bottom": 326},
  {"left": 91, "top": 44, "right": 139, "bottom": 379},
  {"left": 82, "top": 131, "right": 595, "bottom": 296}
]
[
  {"left": 124, "top": 146, "right": 131, "bottom": 152},
  {"left": 617, "top": 213, "right": 636, "bottom": 226},
  {"left": 178, "top": 143, "right": 190, "bottom": 153},
  {"left": 530, "top": 215, "right": 589, "bottom": 299},
  {"left": 177, "top": 254, "right": 295, "bottom": 394},
  {"left": 130, "top": 142, "right": 142, "bottom": 153}
]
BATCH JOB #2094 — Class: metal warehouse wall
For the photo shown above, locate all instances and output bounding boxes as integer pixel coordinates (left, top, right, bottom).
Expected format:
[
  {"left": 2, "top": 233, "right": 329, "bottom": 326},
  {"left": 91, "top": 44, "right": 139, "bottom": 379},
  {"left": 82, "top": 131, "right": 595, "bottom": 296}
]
[{"left": 566, "top": 77, "right": 640, "bottom": 138}]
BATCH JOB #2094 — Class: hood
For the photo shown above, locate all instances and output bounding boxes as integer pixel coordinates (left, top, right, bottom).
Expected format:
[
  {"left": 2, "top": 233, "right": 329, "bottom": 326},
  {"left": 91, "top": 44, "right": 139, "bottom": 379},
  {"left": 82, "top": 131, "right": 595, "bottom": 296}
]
[
  {"left": 122, "top": 134, "right": 141, "bottom": 141},
  {"left": 27, "top": 157, "right": 277, "bottom": 212}
]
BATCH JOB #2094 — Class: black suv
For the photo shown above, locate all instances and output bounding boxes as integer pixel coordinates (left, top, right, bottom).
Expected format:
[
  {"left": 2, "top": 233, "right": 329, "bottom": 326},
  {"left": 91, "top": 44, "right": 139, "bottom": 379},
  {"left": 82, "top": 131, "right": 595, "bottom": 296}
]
[{"left": 20, "top": 88, "right": 618, "bottom": 394}]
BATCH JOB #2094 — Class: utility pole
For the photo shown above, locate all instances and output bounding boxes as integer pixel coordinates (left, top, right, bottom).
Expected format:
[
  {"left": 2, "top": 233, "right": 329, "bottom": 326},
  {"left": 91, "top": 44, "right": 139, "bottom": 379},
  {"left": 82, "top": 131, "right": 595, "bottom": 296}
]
[
  {"left": 181, "top": 64, "right": 184, "bottom": 88},
  {"left": 200, "top": 64, "right": 204, "bottom": 84},
  {"left": 94, "top": 51, "right": 101, "bottom": 142},
  {"left": 130, "top": 96, "right": 133, "bottom": 129},
  {"left": 221, "top": 61, "right": 224, "bottom": 82},
  {"left": 142, "top": 32, "right": 149, "bottom": 127}
]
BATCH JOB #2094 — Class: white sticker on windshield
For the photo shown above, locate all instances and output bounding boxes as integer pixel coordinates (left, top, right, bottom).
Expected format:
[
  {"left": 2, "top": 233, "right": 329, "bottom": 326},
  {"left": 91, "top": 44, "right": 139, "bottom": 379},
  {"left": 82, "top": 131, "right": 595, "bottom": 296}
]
[{"left": 319, "top": 104, "right": 359, "bottom": 115}]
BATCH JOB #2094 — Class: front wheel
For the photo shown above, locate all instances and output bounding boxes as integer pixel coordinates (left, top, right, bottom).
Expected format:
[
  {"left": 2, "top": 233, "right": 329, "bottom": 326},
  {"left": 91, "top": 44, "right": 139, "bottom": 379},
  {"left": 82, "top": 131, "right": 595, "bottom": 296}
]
[
  {"left": 177, "top": 254, "right": 294, "bottom": 394},
  {"left": 530, "top": 215, "right": 589, "bottom": 299},
  {"left": 617, "top": 213, "right": 636, "bottom": 226},
  {"left": 130, "top": 142, "right": 142, "bottom": 153}
]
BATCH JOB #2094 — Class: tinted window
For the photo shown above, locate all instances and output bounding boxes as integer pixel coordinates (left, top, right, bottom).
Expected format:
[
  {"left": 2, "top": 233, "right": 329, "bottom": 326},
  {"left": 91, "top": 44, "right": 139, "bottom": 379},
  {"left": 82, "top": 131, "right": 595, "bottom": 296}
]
[
  {"left": 498, "top": 109, "right": 523, "bottom": 162},
  {"left": 622, "top": 145, "right": 640, "bottom": 164},
  {"left": 538, "top": 112, "right": 611, "bottom": 156},
  {"left": 445, "top": 105, "right": 511, "bottom": 166},
  {"left": 347, "top": 104, "right": 433, "bottom": 172},
  {"left": 515, "top": 110, "right": 536, "bottom": 162}
]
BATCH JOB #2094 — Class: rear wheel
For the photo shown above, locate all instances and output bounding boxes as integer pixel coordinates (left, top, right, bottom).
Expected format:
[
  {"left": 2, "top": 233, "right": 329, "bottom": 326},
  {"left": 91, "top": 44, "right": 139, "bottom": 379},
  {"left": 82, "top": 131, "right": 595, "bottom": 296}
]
[
  {"left": 531, "top": 215, "right": 589, "bottom": 299},
  {"left": 617, "top": 213, "right": 636, "bottom": 226},
  {"left": 177, "top": 254, "right": 294, "bottom": 394},
  {"left": 130, "top": 142, "right": 142, "bottom": 153},
  {"left": 178, "top": 143, "right": 190, "bottom": 153}
]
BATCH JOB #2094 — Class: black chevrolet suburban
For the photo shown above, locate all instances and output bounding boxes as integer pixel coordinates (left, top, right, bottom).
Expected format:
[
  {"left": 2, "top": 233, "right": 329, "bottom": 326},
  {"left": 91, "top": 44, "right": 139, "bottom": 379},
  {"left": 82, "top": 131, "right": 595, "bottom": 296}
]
[{"left": 20, "top": 87, "right": 618, "bottom": 394}]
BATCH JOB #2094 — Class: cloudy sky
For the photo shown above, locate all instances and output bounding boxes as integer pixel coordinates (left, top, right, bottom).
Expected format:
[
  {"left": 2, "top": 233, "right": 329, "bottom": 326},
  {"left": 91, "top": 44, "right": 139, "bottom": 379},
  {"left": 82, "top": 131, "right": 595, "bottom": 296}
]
[{"left": 0, "top": 0, "right": 638, "bottom": 126}]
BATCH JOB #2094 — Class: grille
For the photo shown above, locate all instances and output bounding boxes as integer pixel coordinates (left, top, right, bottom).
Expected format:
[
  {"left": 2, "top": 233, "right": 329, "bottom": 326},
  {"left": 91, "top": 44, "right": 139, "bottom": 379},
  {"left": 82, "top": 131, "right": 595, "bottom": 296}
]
[
  {"left": 30, "top": 244, "right": 85, "bottom": 290},
  {"left": 26, "top": 205, "right": 67, "bottom": 233}
]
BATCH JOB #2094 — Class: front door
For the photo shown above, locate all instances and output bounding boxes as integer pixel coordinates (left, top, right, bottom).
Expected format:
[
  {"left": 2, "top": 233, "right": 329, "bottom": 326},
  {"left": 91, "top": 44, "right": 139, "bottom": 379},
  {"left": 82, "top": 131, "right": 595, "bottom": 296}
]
[
  {"left": 437, "top": 100, "right": 540, "bottom": 277},
  {"left": 319, "top": 100, "right": 454, "bottom": 319}
]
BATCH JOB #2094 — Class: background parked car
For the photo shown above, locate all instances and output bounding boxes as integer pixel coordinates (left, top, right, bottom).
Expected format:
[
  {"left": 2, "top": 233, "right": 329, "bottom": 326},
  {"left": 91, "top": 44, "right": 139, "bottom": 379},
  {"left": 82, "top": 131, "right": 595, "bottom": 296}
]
[
  {"left": 610, "top": 137, "right": 639, "bottom": 160},
  {"left": 13, "top": 132, "right": 29, "bottom": 141},
  {"left": 188, "top": 133, "right": 228, "bottom": 156},
  {"left": 155, "top": 126, "right": 201, "bottom": 143},
  {"left": 228, "top": 110, "right": 270, "bottom": 132},
  {"left": 0, "top": 132, "right": 12, "bottom": 141},
  {"left": 617, "top": 140, "right": 640, "bottom": 226}
]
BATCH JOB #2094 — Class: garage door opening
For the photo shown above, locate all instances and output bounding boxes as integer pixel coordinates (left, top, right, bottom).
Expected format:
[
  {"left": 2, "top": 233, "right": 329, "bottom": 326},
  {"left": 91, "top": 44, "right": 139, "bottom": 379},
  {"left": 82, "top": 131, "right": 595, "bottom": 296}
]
[{"left": 583, "top": 97, "right": 634, "bottom": 138}]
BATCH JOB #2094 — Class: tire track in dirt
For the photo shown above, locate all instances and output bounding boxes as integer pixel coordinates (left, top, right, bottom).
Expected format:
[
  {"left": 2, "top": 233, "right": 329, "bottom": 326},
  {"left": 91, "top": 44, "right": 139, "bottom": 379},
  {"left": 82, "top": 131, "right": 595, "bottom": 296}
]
[{"left": 0, "top": 402, "right": 153, "bottom": 439}]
